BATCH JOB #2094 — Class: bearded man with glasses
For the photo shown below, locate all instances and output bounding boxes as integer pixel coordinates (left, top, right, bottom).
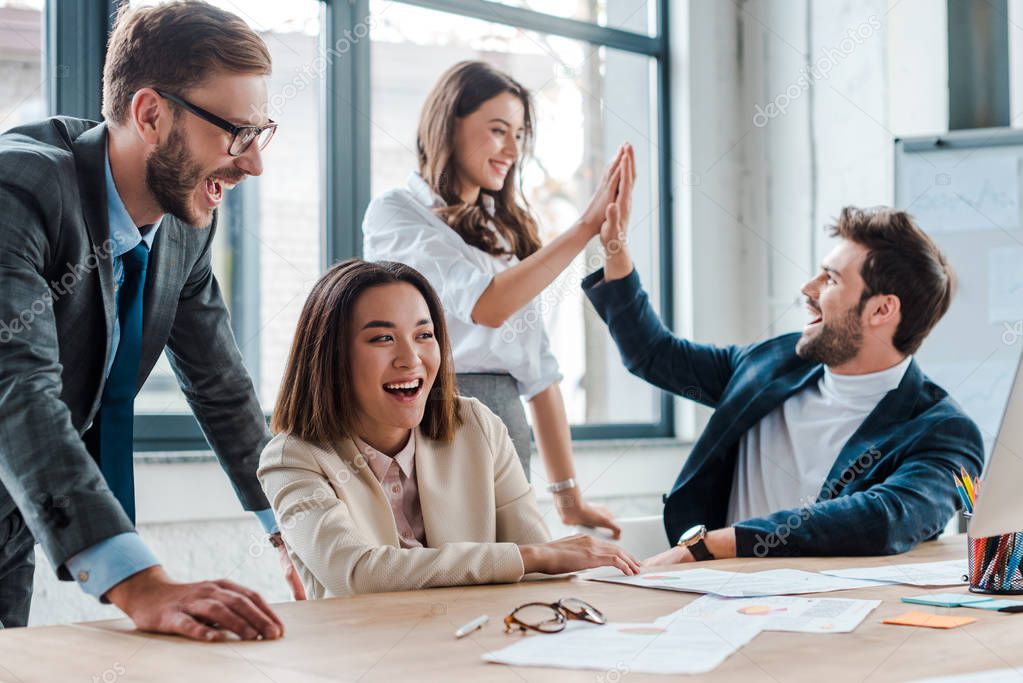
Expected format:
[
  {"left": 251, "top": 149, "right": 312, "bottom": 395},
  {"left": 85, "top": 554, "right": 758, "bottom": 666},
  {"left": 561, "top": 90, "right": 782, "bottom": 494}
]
[{"left": 0, "top": 1, "right": 300, "bottom": 640}]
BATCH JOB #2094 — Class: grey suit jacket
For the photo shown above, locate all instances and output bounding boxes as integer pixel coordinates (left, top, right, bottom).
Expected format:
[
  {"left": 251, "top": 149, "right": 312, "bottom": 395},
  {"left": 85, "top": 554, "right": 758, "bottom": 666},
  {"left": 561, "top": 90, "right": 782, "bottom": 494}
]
[{"left": 0, "top": 116, "right": 271, "bottom": 580}]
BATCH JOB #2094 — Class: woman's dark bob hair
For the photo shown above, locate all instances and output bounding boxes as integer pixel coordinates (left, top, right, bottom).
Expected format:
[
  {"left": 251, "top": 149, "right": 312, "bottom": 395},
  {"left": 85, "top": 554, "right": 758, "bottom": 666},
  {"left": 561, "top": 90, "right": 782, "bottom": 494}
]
[{"left": 271, "top": 259, "right": 461, "bottom": 445}]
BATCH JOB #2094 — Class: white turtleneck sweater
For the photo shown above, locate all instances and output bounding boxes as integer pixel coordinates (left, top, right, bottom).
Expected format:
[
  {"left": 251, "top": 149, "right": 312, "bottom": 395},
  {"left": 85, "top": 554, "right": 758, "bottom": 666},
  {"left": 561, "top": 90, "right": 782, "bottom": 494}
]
[{"left": 726, "top": 355, "right": 912, "bottom": 526}]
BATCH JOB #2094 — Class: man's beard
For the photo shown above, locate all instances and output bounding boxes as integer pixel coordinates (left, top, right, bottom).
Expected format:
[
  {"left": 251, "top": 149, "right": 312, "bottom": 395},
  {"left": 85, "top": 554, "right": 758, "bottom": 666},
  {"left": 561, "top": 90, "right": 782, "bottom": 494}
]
[
  {"left": 145, "top": 125, "right": 211, "bottom": 228},
  {"left": 795, "top": 302, "right": 864, "bottom": 366}
]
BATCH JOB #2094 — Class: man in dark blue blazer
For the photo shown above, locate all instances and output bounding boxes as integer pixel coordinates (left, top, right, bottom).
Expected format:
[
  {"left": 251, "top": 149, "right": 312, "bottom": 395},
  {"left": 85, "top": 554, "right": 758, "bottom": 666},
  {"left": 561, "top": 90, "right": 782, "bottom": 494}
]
[{"left": 585, "top": 197, "right": 983, "bottom": 564}]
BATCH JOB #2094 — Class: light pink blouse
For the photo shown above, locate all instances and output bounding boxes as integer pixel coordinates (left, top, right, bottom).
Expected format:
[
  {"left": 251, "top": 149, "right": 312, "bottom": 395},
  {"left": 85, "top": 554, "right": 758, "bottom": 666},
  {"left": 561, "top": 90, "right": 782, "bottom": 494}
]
[{"left": 354, "top": 435, "right": 427, "bottom": 548}]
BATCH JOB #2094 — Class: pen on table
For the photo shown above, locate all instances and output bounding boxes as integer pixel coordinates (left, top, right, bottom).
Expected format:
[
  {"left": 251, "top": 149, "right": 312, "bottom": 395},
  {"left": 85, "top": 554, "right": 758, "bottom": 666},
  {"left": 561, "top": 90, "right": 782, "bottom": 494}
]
[{"left": 454, "top": 614, "right": 489, "bottom": 638}]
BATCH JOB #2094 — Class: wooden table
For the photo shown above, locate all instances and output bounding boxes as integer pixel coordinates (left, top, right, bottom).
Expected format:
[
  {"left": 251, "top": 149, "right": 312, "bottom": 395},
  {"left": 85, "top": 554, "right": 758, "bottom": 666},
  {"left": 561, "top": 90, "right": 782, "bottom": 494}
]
[{"left": 1, "top": 535, "right": 1020, "bottom": 682}]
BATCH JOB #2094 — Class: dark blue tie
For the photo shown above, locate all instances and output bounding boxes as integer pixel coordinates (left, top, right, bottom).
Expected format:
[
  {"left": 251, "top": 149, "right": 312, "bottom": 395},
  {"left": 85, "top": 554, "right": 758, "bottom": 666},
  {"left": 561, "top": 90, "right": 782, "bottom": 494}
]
[{"left": 98, "top": 242, "right": 149, "bottom": 523}]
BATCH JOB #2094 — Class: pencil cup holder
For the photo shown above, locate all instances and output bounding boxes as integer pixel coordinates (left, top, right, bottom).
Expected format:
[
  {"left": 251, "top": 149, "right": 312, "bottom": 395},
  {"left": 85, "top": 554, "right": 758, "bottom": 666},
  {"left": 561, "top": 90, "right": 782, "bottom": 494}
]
[{"left": 966, "top": 521, "right": 1023, "bottom": 595}]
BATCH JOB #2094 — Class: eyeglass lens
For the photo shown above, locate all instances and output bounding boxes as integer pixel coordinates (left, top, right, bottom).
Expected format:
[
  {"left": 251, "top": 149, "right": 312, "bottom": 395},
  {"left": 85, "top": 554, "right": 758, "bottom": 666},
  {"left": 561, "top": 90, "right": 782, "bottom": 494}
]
[
  {"left": 558, "top": 598, "right": 606, "bottom": 624},
  {"left": 230, "top": 126, "right": 275, "bottom": 155},
  {"left": 508, "top": 604, "right": 566, "bottom": 633}
]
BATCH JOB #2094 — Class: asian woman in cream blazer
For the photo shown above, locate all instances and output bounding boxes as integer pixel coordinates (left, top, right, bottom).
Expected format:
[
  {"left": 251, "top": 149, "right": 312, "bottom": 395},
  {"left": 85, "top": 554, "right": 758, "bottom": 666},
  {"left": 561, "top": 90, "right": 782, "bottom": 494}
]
[
  {"left": 258, "top": 259, "right": 639, "bottom": 599},
  {"left": 260, "top": 396, "right": 551, "bottom": 599}
]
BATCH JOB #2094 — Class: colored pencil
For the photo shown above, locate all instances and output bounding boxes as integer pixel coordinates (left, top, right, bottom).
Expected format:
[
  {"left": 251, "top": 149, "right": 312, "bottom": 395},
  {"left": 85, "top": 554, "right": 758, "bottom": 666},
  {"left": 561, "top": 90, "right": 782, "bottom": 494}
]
[
  {"left": 973, "top": 536, "right": 987, "bottom": 585},
  {"left": 953, "top": 474, "right": 972, "bottom": 513},
  {"left": 1005, "top": 535, "right": 1023, "bottom": 590},
  {"left": 979, "top": 535, "right": 1011, "bottom": 589},
  {"left": 960, "top": 466, "right": 976, "bottom": 506}
]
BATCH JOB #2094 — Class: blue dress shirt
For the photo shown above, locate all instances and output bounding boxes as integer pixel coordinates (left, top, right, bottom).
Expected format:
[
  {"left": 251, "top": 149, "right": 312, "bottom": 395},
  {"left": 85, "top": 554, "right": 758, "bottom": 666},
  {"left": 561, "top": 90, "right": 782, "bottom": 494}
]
[{"left": 64, "top": 149, "right": 277, "bottom": 602}]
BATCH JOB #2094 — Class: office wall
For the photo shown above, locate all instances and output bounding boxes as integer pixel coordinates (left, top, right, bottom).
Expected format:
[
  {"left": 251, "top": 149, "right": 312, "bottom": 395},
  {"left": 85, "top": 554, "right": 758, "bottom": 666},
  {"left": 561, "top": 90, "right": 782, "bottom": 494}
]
[
  {"left": 675, "top": 0, "right": 948, "bottom": 352},
  {"left": 665, "top": 0, "right": 948, "bottom": 441}
]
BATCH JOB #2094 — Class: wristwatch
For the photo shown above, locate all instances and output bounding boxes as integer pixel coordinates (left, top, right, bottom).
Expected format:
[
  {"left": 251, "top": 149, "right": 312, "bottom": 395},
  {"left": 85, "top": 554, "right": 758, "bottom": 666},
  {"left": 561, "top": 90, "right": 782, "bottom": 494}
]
[
  {"left": 268, "top": 531, "right": 285, "bottom": 549},
  {"left": 676, "top": 524, "right": 714, "bottom": 561}
]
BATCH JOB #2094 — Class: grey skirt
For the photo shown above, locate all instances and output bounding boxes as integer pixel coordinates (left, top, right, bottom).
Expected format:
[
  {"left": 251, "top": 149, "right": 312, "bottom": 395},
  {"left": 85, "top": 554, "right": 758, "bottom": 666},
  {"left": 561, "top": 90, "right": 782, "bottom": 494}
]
[{"left": 456, "top": 373, "right": 531, "bottom": 480}]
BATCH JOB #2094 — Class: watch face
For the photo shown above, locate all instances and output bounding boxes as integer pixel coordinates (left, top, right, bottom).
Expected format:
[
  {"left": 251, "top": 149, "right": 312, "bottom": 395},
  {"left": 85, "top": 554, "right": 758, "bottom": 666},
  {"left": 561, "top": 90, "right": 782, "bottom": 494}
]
[{"left": 679, "top": 524, "right": 706, "bottom": 545}]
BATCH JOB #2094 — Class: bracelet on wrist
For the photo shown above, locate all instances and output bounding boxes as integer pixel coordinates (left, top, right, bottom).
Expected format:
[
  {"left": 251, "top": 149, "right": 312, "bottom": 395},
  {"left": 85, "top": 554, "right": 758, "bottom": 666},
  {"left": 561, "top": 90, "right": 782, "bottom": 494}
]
[{"left": 547, "top": 478, "right": 577, "bottom": 494}]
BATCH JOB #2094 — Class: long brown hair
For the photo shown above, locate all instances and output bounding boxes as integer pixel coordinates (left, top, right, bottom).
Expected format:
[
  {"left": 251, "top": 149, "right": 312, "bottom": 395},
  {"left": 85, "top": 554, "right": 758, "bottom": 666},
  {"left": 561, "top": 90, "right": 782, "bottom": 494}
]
[
  {"left": 271, "top": 259, "right": 462, "bottom": 445},
  {"left": 417, "top": 60, "right": 542, "bottom": 260}
]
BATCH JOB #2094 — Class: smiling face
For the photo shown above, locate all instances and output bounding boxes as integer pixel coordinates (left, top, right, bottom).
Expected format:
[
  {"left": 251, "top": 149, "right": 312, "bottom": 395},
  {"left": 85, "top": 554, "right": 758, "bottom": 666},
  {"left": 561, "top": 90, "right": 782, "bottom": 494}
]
[
  {"left": 451, "top": 91, "right": 524, "bottom": 200},
  {"left": 349, "top": 282, "right": 441, "bottom": 453},
  {"left": 145, "top": 72, "right": 268, "bottom": 228},
  {"left": 796, "top": 239, "right": 872, "bottom": 366}
]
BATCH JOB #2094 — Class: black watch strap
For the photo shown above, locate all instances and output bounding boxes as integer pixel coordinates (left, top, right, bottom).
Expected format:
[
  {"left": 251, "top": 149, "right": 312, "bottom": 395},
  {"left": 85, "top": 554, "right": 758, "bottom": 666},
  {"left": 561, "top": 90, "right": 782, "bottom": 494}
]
[{"left": 688, "top": 538, "right": 714, "bottom": 561}]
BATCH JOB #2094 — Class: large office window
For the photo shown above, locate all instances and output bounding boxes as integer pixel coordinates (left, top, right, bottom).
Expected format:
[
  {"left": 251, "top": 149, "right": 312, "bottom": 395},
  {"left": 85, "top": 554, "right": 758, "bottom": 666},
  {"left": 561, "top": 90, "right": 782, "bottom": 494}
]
[
  {"left": 369, "top": 0, "right": 670, "bottom": 434},
  {"left": 0, "top": 0, "right": 45, "bottom": 131},
  {"left": 128, "top": 1, "right": 324, "bottom": 421},
  {"left": 32, "top": 0, "right": 670, "bottom": 449},
  {"left": 491, "top": 0, "right": 654, "bottom": 35}
]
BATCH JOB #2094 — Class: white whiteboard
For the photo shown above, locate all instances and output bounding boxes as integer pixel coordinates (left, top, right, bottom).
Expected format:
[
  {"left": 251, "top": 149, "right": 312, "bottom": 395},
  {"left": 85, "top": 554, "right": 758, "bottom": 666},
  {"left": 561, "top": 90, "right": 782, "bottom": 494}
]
[{"left": 894, "top": 129, "right": 1023, "bottom": 457}]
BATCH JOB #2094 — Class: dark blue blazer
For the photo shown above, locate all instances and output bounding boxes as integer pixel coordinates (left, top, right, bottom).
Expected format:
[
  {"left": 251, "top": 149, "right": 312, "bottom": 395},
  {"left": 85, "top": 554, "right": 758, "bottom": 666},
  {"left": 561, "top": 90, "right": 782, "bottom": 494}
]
[{"left": 583, "top": 268, "right": 984, "bottom": 557}]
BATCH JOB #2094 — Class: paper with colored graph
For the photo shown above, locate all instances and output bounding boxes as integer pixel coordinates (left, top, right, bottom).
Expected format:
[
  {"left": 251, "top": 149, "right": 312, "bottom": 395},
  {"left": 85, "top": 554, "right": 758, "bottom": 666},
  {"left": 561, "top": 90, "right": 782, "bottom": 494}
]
[
  {"left": 483, "top": 617, "right": 763, "bottom": 675},
  {"left": 589, "top": 567, "right": 881, "bottom": 597},
  {"left": 819, "top": 560, "right": 968, "bottom": 586},
  {"left": 662, "top": 594, "right": 881, "bottom": 633}
]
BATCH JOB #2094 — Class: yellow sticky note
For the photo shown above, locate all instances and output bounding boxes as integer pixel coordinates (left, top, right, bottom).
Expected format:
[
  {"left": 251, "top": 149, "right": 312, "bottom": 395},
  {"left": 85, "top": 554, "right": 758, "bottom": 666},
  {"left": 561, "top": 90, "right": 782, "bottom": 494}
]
[{"left": 883, "top": 610, "right": 977, "bottom": 629}]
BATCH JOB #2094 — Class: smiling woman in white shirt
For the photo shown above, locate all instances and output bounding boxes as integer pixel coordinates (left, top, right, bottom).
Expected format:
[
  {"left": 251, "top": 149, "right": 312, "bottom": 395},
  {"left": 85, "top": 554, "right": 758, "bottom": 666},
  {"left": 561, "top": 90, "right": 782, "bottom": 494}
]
[{"left": 363, "top": 60, "right": 636, "bottom": 537}]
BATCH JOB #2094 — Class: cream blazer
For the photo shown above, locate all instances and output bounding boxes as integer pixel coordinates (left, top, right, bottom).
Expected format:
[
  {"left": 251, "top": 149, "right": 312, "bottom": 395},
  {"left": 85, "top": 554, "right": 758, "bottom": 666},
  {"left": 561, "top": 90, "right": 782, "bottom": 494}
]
[{"left": 258, "top": 397, "right": 551, "bottom": 598}]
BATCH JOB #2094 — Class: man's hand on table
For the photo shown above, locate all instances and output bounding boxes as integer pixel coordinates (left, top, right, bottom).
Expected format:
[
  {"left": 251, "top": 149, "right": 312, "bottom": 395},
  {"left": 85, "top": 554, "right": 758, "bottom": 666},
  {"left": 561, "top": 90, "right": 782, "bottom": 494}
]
[
  {"left": 642, "top": 528, "right": 738, "bottom": 567},
  {"left": 105, "top": 566, "right": 284, "bottom": 641}
]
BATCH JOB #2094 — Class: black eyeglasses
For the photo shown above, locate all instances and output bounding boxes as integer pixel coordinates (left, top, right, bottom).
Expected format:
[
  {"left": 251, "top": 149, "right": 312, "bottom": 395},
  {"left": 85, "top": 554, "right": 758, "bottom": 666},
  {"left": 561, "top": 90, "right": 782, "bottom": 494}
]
[
  {"left": 155, "top": 89, "right": 277, "bottom": 156},
  {"left": 504, "top": 598, "right": 606, "bottom": 634}
]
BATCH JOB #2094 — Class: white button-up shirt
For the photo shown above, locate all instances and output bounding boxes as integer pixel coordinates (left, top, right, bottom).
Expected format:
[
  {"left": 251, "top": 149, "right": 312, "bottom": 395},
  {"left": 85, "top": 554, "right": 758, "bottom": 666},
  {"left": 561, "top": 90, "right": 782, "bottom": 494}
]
[{"left": 362, "top": 173, "right": 562, "bottom": 399}]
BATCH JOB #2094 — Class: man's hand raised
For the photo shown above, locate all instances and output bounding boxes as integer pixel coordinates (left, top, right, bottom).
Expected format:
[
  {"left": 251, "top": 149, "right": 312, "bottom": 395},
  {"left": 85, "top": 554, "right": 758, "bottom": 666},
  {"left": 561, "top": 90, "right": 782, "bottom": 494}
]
[{"left": 599, "top": 143, "right": 635, "bottom": 282}]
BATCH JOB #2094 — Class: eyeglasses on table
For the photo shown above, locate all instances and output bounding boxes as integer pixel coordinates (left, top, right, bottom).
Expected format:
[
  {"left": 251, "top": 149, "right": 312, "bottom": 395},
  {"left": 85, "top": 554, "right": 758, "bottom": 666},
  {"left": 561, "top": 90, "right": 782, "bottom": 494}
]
[{"left": 503, "top": 598, "right": 606, "bottom": 634}]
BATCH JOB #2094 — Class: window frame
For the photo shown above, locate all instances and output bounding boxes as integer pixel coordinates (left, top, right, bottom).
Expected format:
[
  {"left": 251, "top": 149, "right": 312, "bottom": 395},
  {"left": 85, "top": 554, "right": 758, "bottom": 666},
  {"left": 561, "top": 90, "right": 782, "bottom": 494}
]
[
  {"left": 45, "top": 0, "right": 115, "bottom": 120},
  {"left": 45, "top": 0, "right": 673, "bottom": 450}
]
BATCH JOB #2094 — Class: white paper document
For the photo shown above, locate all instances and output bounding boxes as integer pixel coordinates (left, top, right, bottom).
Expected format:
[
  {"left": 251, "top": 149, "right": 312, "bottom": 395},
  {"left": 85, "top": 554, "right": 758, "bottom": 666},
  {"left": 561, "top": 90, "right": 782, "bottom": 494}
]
[
  {"left": 589, "top": 567, "right": 880, "bottom": 597},
  {"left": 483, "top": 617, "right": 763, "bottom": 675},
  {"left": 819, "top": 559, "right": 968, "bottom": 587},
  {"left": 663, "top": 594, "right": 881, "bottom": 633}
]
